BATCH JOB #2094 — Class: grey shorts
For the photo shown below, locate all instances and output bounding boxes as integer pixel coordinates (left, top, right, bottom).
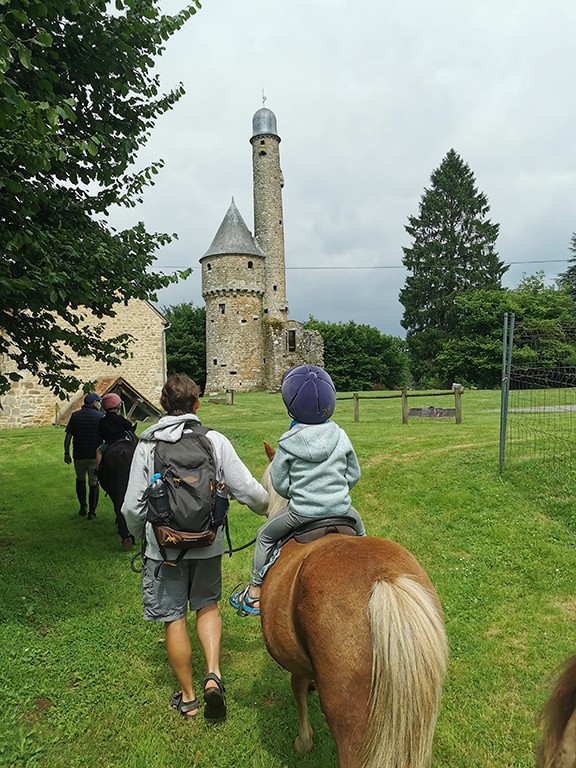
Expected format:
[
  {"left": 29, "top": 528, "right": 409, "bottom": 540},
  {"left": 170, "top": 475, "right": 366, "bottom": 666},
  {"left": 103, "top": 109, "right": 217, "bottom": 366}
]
[{"left": 142, "top": 556, "right": 222, "bottom": 622}]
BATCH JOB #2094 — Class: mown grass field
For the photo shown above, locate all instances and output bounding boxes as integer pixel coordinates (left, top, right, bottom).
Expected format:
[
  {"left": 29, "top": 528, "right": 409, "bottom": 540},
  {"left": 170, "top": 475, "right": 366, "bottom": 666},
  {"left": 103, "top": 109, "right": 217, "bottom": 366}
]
[{"left": 0, "top": 389, "right": 574, "bottom": 767}]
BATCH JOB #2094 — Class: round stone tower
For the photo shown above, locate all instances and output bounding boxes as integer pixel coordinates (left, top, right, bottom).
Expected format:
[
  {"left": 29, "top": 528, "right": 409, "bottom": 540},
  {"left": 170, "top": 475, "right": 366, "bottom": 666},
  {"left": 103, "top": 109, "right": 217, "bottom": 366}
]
[
  {"left": 200, "top": 199, "right": 266, "bottom": 393},
  {"left": 250, "top": 107, "right": 288, "bottom": 322}
]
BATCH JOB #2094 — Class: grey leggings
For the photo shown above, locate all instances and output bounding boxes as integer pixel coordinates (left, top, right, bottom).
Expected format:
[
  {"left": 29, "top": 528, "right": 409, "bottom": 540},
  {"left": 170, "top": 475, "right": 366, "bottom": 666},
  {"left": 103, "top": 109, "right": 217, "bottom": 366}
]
[{"left": 251, "top": 505, "right": 366, "bottom": 586}]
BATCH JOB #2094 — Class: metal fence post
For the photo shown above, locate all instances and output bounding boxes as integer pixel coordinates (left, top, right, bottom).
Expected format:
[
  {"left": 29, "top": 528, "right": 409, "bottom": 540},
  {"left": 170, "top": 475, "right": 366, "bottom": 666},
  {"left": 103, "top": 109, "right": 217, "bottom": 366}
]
[{"left": 499, "top": 312, "right": 515, "bottom": 472}]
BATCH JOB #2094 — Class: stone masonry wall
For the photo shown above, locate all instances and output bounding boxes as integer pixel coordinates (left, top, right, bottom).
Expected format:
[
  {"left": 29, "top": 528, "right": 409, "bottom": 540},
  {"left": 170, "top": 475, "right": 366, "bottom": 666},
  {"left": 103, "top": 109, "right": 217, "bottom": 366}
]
[
  {"left": 264, "top": 321, "right": 324, "bottom": 392},
  {"left": 203, "top": 251, "right": 266, "bottom": 394},
  {"left": 204, "top": 291, "right": 265, "bottom": 394},
  {"left": 0, "top": 300, "right": 167, "bottom": 429},
  {"left": 251, "top": 133, "right": 288, "bottom": 321}
]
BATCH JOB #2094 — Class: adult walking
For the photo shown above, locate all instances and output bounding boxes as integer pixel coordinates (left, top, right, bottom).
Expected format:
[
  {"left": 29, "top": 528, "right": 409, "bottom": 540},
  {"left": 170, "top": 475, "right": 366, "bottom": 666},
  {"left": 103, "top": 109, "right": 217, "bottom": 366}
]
[
  {"left": 64, "top": 392, "right": 104, "bottom": 519},
  {"left": 122, "top": 373, "right": 268, "bottom": 721}
]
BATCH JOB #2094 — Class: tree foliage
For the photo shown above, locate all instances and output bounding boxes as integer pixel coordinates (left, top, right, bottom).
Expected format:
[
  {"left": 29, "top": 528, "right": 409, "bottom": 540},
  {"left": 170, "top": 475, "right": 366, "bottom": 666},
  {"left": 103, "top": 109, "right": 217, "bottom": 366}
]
[
  {"left": 434, "top": 288, "right": 509, "bottom": 389},
  {"left": 433, "top": 273, "right": 576, "bottom": 388},
  {"left": 400, "top": 148, "right": 507, "bottom": 386},
  {"left": 304, "top": 317, "right": 408, "bottom": 391},
  {"left": 164, "top": 302, "right": 206, "bottom": 391},
  {"left": 509, "top": 272, "right": 576, "bottom": 372},
  {"left": 556, "top": 233, "right": 576, "bottom": 299},
  {"left": 0, "top": 0, "right": 199, "bottom": 397}
]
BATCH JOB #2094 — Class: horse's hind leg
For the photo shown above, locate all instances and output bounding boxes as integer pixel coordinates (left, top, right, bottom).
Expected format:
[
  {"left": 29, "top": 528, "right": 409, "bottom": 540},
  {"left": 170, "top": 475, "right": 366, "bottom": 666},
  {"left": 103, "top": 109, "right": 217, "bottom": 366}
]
[{"left": 291, "top": 674, "right": 314, "bottom": 754}]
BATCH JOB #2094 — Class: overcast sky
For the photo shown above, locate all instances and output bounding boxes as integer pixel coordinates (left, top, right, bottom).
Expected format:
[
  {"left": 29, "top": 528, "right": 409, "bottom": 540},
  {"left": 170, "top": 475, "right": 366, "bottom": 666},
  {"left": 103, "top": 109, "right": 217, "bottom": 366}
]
[{"left": 109, "top": 0, "right": 576, "bottom": 338}]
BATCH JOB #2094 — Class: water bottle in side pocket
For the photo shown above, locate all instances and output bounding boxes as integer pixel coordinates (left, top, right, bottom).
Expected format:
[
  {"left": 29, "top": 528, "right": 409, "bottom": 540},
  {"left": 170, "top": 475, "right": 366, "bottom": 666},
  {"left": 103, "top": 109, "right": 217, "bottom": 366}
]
[{"left": 147, "top": 472, "right": 172, "bottom": 521}]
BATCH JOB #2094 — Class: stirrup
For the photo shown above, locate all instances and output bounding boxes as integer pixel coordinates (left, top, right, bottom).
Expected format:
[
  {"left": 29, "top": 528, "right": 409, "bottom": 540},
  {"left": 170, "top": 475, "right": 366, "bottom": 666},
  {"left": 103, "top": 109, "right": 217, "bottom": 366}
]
[{"left": 229, "top": 584, "right": 260, "bottom": 616}]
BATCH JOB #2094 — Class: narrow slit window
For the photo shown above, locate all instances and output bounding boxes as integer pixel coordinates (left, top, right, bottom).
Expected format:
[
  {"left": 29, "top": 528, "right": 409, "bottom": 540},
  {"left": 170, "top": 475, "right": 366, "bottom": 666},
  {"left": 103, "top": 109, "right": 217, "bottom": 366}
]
[
  {"left": 219, "top": 303, "right": 225, "bottom": 315},
  {"left": 287, "top": 330, "right": 296, "bottom": 352}
]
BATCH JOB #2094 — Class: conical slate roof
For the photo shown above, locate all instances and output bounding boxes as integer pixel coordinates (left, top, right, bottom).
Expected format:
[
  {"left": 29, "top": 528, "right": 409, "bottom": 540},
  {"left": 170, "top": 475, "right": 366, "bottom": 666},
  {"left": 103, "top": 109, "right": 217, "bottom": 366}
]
[{"left": 201, "top": 198, "right": 265, "bottom": 259}]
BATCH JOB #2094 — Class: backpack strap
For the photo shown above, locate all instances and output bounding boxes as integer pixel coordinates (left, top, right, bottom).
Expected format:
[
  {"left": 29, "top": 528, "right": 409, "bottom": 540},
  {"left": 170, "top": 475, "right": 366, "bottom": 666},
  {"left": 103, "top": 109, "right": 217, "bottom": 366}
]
[
  {"left": 224, "top": 517, "right": 233, "bottom": 558},
  {"left": 182, "top": 421, "right": 211, "bottom": 437},
  {"left": 154, "top": 549, "right": 186, "bottom": 578}
]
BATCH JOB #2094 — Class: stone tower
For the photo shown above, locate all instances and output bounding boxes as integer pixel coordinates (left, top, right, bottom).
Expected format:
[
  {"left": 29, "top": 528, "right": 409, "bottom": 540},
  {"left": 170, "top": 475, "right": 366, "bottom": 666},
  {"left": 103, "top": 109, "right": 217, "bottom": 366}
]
[
  {"left": 250, "top": 107, "right": 288, "bottom": 322},
  {"left": 201, "top": 108, "right": 323, "bottom": 394}
]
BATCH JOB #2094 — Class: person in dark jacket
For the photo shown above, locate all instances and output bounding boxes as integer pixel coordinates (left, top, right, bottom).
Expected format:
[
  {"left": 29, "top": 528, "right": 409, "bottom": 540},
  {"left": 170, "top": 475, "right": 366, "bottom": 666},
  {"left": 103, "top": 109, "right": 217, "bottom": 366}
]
[
  {"left": 64, "top": 393, "right": 104, "bottom": 519},
  {"left": 96, "top": 392, "right": 138, "bottom": 550},
  {"left": 95, "top": 392, "right": 136, "bottom": 470}
]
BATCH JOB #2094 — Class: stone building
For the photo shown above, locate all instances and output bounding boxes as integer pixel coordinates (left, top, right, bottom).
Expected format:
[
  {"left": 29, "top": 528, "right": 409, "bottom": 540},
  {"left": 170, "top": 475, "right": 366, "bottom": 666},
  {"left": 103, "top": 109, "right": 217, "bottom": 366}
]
[
  {"left": 200, "top": 107, "right": 323, "bottom": 393},
  {"left": 0, "top": 300, "right": 166, "bottom": 428}
]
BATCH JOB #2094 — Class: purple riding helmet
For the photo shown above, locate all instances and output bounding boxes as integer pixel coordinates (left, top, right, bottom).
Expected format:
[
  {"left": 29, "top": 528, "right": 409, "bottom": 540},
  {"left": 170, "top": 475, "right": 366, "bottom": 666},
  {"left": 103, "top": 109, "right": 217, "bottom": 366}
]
[{"left": 281, "top": 365, "right": 336, "bottom": 424}]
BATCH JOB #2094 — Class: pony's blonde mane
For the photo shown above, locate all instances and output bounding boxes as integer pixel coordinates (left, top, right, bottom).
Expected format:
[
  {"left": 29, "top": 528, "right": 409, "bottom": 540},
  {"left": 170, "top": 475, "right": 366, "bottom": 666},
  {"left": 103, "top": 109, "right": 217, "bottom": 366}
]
[{"left": 262, "top": 461, "right": 286, "bottom": 519}]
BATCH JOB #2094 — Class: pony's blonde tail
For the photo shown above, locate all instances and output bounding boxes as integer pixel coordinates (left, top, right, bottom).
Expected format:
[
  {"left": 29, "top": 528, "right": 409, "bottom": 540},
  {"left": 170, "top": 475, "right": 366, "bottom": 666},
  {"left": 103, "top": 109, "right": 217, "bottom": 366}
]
[{"left": 359, "top": 577, "right": 448, "bottom": 768}]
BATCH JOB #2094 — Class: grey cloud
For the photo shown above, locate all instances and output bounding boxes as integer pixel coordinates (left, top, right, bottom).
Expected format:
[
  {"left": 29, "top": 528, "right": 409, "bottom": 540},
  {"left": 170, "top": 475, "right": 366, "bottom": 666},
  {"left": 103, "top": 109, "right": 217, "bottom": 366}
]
[{"left": 110, "top": 0, "right": 576, "bottom": 337}]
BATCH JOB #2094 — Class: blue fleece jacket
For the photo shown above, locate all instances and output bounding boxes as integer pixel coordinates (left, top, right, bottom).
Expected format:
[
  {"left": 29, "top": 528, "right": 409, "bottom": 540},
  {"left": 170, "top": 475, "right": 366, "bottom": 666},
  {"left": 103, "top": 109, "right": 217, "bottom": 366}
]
[{"left": 269, "top": 421, "right": 360, "bottom": 518}]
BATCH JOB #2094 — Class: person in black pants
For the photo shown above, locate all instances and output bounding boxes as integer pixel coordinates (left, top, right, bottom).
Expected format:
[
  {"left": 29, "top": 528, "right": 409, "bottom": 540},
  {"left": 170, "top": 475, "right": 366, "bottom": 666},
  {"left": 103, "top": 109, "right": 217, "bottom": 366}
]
[
  {"left": 64, "top": 393, "right": 104, "bottom": 519},
  {"left": 96, "top": 393, "right": 138, "bottom": 550}
]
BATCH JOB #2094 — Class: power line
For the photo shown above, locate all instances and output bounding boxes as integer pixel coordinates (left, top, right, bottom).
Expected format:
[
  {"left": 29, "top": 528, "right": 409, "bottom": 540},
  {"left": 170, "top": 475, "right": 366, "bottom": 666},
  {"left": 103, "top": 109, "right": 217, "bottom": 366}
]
[{"left": 152, "top": 258, "right": 570, "bottom": 271}]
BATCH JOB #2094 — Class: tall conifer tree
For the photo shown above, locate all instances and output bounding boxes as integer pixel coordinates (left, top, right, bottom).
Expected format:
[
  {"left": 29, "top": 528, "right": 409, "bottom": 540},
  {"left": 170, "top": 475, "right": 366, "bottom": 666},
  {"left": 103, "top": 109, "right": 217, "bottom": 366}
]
[
  {"left": 557, "top": 233, "right": 576, "bottom": 299},
  {"left": 400, "top": 149, "right": 506, "bottom": 385}
]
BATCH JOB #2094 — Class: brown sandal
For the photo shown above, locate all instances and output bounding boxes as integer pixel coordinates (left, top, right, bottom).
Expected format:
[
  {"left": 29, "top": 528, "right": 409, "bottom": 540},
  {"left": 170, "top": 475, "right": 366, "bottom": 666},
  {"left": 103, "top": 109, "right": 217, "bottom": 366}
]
[
  {"left": 203, "top": 673, "right": 227, "bottom": 722},
  {"left": 171, "top": 691, "right": 199, "bottom": 719}
]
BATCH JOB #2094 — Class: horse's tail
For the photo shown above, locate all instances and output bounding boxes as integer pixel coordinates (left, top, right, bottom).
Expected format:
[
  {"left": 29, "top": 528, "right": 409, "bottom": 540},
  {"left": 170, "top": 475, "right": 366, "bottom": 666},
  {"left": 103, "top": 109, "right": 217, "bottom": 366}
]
[
  {"left": 359, "top": 576, "right": 448, "bottom": 768},
  {"left": 537, "top": 653, "right": 576, "bottom": 768}
]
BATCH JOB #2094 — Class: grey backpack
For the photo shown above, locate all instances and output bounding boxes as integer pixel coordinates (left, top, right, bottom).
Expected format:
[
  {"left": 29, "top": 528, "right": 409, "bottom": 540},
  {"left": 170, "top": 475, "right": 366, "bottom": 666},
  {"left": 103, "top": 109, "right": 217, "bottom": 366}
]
[{"left": 147, "top": 423, "right": 229, "bottom": 567}]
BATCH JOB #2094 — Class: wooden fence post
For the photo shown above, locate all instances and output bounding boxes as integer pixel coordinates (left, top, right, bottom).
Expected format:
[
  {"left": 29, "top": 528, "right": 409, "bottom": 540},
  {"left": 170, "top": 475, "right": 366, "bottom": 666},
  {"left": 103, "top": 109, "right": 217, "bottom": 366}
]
[
  {"left": 454, "top": 385, "right": 463, "bottom": 424},
  {"left": 353, "top": 392, "right": 359, "bottom": 422},
  {"left": 225, "top": 389, "right": 234, "bottom": 406},
  {"left": 401, "top": 390, "right": 408, "bottom": 424}
]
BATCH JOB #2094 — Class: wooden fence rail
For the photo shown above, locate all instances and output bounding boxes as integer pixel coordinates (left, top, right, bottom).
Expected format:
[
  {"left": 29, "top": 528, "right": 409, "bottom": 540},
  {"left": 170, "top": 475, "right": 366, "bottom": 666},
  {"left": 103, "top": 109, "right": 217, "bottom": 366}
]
[{"left": 337, "top": 386, "right": 464, "bottom": 424}]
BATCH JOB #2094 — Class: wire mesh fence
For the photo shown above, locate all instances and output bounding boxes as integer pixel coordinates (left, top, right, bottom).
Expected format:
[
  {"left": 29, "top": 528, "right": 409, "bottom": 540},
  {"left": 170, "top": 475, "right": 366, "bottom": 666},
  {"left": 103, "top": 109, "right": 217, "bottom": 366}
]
[{"left": 502, "top": 315, "right": 576, "bottom": 469}]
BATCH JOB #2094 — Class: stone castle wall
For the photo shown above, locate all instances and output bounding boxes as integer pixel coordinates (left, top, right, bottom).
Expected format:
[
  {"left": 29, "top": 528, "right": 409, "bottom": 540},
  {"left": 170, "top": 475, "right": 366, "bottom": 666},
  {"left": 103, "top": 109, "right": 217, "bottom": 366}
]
[
  {"left": 0, "top": 300, "right": 167, "bottom": 429},
  {"left": 204, "top": 290, "right": 265, "bottom": 394},
  {"left": 264, "top": 321, "right": 324, "bottom": 391},
  {"left": 203, "top": 251, "right": 266, "bottom": 393},
  {"left": 202, "top": 252, "right": 265, "bottom": 295}
]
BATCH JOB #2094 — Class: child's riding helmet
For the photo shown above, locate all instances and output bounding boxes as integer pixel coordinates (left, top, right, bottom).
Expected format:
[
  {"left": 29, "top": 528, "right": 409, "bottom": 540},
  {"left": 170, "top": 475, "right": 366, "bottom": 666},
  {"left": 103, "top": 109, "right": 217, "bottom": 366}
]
[
  {"left": 281, "top": 365, "right": 336, "bottom": 424},
  {"left": 102, "top": 392, "right": 122, "bottom": 411}
]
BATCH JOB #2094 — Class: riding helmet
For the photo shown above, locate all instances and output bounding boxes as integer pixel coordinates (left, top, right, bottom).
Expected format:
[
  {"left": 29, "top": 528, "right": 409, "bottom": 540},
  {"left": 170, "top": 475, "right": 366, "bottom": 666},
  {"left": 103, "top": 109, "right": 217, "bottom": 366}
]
[
  {"left": 281, "top": 365, "right": 336, "bottom": 424},
  {"left": 101, "top": 392, "right": 122, "bottom": 411}
]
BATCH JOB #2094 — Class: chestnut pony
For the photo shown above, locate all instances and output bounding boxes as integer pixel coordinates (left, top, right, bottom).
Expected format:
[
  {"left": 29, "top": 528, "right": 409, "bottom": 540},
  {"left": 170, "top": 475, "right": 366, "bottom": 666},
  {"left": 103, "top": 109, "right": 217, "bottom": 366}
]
[
  {"left": 537, "top": 654, "right": 576, "bottom": 768},
  {"left": 259, "top": 443, "right": 448, "bottom": 768}
]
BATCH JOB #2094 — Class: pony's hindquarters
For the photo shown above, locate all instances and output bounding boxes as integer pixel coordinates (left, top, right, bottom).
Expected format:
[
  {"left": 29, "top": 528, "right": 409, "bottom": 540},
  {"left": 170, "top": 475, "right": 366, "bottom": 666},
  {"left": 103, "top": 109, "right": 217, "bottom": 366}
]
[
  {"left": 261, "top": 535, "right": 446, "bottom": 768},
  {"left": 360, "top": 576, "right": 447, "bottom": 768},
  {"left": 538, "top": 654, "right": 576, "bottom": 768}
]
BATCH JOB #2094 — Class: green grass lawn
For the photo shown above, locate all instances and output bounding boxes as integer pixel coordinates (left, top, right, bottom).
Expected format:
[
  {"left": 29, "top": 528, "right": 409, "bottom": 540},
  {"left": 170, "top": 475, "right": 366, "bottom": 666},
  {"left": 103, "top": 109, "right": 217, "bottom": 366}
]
[{"left": 0, "top": 390, "right": 574, "bottom": 767}]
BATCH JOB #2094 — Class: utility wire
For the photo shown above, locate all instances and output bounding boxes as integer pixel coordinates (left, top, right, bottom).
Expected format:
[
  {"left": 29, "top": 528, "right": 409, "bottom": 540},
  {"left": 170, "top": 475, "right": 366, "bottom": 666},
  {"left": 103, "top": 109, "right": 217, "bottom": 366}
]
[{"left": 152, "top": 258, "right": 571, "bottom": 271}]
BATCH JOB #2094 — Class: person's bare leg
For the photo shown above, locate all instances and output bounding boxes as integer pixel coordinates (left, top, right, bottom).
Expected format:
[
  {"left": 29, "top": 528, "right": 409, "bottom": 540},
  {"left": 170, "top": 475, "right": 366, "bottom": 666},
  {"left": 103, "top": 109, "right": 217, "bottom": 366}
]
[
  {"left": 165, "top": 616, "right": 198, "bottom": 715},
  {"left": 196, "top": 603, "right": 222, "bottom": 690}
]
